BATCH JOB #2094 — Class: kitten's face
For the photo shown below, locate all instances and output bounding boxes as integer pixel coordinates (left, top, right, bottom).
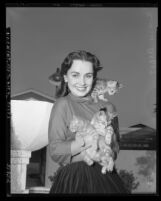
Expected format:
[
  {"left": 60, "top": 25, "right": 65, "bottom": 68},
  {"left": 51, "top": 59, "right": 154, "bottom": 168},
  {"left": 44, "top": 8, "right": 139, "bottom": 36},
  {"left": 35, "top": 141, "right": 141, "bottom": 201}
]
[
  {"left": 91, "top": 111, "right": 107, "bottom": 129},
  {"left": 98, "top": 111, "right": 107, "bottom": 123},
  {"left": 107, "top": 81, "right": 120, "bottom": 95}
]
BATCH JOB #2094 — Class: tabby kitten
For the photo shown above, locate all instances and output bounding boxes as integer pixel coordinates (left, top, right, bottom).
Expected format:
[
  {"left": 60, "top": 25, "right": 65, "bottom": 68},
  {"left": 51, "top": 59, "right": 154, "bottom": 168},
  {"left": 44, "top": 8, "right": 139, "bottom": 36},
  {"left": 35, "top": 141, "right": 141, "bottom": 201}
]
[
  {"left": 69, "top": 115, "right": 98, "bottom": 166},
  {"left": 69, "top": 110, "right": 115, "bottom": 173},
  {"left": 91, "top": 78, "right": 123, "bottom": 103}
]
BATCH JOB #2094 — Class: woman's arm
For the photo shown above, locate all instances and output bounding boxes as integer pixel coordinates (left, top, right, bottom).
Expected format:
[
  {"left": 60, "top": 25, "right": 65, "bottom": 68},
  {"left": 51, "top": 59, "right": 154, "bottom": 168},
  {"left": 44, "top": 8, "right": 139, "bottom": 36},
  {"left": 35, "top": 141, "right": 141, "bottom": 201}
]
[
  {"left": 48, "top": 98, "right": 90, "bottom": 165},
  {"left": 48, "top": 98, "right": 74, "bottom": 166}
]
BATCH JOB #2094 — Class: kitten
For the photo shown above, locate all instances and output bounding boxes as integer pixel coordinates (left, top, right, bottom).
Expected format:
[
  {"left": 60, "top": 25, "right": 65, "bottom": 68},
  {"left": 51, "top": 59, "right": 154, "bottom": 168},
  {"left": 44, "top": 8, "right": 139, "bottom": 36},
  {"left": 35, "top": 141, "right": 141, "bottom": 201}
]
[
  {"left": 91, "top": 110, "right": 115, "bottom": 173},
  {"left": 70, "top": 115, "right": 98, "bottom": 166},
  {"left": 69, "top": 110, "right": 115, "bottom": 173},
  {"left": 91, "top": 78, "right": 123, "bottom": 103},
  {"left": 97, "top": 128, "right": 114, "bottom": 174}
]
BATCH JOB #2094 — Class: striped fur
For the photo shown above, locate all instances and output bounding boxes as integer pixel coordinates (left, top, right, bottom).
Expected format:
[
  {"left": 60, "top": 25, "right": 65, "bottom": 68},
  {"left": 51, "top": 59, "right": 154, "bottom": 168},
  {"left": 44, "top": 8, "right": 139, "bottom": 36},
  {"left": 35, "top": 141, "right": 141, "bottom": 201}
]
[{"left": 91, "top": 79, "right": 123, "bottom": 103}]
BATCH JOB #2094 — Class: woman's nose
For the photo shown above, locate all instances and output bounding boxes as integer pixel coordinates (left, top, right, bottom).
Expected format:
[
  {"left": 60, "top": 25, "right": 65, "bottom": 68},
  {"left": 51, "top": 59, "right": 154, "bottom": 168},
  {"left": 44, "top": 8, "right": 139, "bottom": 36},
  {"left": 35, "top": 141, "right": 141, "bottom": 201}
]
[{"left": 79, "top": 76, "right": 85, "bottom": 85}]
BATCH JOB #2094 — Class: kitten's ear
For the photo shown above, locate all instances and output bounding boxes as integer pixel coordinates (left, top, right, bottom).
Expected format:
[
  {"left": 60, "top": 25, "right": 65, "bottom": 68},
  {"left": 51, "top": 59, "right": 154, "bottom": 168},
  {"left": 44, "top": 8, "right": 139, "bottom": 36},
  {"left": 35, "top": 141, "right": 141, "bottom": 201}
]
[
  {"left": 100, "top": 107, "right": 107, "bottom": 113},
  {"left": 119, "top": 83, "right": 123, "bottom": 88}
]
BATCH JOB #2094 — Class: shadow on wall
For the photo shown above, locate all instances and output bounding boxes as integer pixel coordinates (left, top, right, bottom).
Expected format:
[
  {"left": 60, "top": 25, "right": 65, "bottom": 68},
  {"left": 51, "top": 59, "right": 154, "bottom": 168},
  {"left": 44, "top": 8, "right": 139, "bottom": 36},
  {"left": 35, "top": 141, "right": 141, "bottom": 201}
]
[
  {"left": 115, "top": 150, "right": 156, "bottom": 194},
  {"left": 135, "top": 151, "right": 156, "bottom": 187}
]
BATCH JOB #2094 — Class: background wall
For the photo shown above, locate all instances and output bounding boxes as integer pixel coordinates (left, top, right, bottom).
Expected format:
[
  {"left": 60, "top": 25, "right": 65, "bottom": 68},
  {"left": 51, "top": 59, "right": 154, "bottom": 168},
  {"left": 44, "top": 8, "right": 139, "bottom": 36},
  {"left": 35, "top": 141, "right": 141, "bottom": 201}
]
[
  {"left": 115, "top": 150, "right": 156, "bottom": 193},
  {"left": 7, "top": 7, "right": 157, "bottom": 128}
]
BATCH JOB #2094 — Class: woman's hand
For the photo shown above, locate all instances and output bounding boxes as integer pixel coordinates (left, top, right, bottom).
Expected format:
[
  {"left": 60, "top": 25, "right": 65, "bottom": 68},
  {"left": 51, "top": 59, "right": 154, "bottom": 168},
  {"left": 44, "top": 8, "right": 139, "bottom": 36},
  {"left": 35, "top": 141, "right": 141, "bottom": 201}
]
[
  {"left": 71, "top": 136, "right": 92, "bottom": 156},
  {"left": 71, "top": 149, "right": 91, "bottom": 163}
]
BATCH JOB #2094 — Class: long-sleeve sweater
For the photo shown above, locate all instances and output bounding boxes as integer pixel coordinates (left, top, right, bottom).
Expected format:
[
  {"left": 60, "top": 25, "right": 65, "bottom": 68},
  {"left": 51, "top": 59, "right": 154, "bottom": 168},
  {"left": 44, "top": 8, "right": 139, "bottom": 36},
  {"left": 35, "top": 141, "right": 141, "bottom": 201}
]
[{"left": 48, "top": 92, "right": 120, "bottom": 166}]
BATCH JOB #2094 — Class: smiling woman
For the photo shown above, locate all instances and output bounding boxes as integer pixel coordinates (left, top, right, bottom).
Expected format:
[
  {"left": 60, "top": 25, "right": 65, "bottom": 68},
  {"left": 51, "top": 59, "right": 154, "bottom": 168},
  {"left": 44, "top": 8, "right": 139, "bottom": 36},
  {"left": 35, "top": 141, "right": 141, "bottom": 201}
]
[
  {"left": 48, "top": 50, "right": 130, "bottom": 194},
  {"left": 55, "top": 50, "right": 102, "bottom": 98}
]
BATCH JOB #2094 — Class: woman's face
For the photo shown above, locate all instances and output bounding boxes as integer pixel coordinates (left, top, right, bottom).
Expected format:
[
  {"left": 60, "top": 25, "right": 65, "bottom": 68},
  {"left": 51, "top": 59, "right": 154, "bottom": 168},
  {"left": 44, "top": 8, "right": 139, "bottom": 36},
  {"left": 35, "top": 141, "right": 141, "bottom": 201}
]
[{"left": 64, "top": 60, "right": 94, "bottom": 97}]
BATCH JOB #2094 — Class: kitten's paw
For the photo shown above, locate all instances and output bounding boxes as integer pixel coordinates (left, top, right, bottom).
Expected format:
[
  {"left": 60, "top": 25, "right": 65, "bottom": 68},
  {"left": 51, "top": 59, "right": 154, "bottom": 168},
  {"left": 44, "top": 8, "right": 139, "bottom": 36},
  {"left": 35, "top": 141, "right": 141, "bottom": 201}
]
[
  {"left": 107, "top": 158, "right": 114, "bottom": 172},
  {"left": 105, "top": 134, "right": 112, "bottom": 145},
  {"left": 84, "top": 156, "right": 94, "bottom": 166},
  {"left": 87, "top": 160, "right": 94, "bottom": 166},
  {"left": 101, "top": 167, "right": 107, "bottom": 174},
  {"left": 100, "top": 98, "right": 108, "bottom": 102}
]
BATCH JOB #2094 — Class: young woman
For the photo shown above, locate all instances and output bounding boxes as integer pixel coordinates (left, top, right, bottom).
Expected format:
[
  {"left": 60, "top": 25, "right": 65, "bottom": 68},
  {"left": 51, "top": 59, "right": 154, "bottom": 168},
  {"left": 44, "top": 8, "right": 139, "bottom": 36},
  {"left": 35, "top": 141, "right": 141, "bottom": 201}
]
[{"left": 48, "top": 50, "right": 129, "bottom": 194}]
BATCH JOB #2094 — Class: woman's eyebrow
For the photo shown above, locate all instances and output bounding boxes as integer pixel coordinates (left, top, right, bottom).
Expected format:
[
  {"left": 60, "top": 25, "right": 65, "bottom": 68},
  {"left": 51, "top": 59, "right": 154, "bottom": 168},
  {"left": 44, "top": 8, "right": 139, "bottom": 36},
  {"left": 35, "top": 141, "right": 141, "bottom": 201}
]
[
  {"left": 85, "top": 73, "right": 93, "bottom": 76},
  {"left": 71, "top": 71, "right": 79, "bottom": 74},
  {"left": 70, "top": 72, "right": 93, "bottom": 75}
]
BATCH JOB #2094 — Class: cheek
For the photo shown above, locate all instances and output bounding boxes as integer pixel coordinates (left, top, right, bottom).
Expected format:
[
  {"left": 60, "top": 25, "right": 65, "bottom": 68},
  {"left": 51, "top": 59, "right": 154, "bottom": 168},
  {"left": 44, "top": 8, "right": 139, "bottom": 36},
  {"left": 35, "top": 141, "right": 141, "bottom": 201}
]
[
  {"left": 86, "top": 78, "right": 93, "bottom": 86},
  {"left": 68, "top": 77, "right": 76, "bottom": 85}
]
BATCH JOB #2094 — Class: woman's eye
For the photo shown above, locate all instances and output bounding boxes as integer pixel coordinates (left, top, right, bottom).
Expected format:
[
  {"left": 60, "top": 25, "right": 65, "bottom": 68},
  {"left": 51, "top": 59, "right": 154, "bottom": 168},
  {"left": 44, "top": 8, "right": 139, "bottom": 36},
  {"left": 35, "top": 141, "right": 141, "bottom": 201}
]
[
  {"left": 86, "top": 74, "right": 93, "bottom": 78},
  {"left": 72, "top": 74, "right": 78, "bottom": 78}
]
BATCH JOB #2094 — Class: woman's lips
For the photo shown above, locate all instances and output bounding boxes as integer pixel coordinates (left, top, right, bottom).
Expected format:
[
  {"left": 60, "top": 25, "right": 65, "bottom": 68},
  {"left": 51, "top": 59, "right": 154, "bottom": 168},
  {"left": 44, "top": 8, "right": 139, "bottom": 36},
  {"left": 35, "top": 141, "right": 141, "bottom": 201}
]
[{"left": 76, "top": 86, "right": 87, "bottom": 92}]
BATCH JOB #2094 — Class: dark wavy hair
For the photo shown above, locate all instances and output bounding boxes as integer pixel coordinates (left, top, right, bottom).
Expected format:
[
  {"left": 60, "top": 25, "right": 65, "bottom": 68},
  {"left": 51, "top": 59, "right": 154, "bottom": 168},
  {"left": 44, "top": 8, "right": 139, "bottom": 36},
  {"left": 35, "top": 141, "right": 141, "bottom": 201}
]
[{"left": 56, "top": 50, "right": 103, "bottom": 98}]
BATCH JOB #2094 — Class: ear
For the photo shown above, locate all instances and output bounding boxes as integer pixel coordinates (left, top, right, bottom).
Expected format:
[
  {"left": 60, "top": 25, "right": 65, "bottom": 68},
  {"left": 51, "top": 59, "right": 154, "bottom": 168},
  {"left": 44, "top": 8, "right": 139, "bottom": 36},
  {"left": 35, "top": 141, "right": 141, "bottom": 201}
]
[
  {"left": 63, "top": 75, "right": 68, "bottom": 83},
  {"left": 119, "top": 83, "right": 123, "bottom": 88}
]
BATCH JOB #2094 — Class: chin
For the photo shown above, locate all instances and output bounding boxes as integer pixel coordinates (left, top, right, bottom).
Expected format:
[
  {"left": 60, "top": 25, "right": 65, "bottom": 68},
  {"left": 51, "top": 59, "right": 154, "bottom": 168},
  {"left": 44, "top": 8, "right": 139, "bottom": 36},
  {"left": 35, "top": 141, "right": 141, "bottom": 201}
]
[
  {"left": 76, "top": 92, "right": 88, "bottom": 97},
  {"left": 73, "top": 90, "right": 89, "bottom": 97}
]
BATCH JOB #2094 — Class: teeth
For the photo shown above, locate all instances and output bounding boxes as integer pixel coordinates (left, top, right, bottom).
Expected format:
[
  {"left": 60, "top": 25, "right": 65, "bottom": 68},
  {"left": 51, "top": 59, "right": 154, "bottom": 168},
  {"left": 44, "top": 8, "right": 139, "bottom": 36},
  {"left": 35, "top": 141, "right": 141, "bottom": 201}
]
[{"left": 76, "top": 87, "right": 86, "bottom": 91}]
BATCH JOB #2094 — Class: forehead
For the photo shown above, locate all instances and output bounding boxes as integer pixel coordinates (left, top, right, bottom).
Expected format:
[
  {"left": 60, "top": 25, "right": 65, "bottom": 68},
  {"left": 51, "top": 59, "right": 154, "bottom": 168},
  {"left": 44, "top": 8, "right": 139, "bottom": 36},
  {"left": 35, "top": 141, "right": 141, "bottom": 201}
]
[
  {"left": 108, "top": 81, "right": 117, "bottom": 87},
  {"left": 69, "top": 60, "right": 93, "bottom": 73}
]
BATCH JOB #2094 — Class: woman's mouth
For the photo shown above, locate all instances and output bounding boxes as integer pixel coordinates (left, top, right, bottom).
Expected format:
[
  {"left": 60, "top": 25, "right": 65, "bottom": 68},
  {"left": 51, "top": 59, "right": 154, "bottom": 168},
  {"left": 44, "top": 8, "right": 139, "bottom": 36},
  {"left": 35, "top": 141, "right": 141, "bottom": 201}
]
[{"left": 76, "top": 86, "right": 87, "bottom": 92}]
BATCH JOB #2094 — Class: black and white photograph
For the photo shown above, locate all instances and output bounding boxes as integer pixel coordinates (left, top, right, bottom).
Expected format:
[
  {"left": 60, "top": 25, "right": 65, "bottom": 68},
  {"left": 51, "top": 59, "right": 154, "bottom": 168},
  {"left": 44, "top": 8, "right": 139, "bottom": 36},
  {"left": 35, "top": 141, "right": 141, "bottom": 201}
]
[{"left": 6, "top": 4, "right": 157, "bottom": 195}]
